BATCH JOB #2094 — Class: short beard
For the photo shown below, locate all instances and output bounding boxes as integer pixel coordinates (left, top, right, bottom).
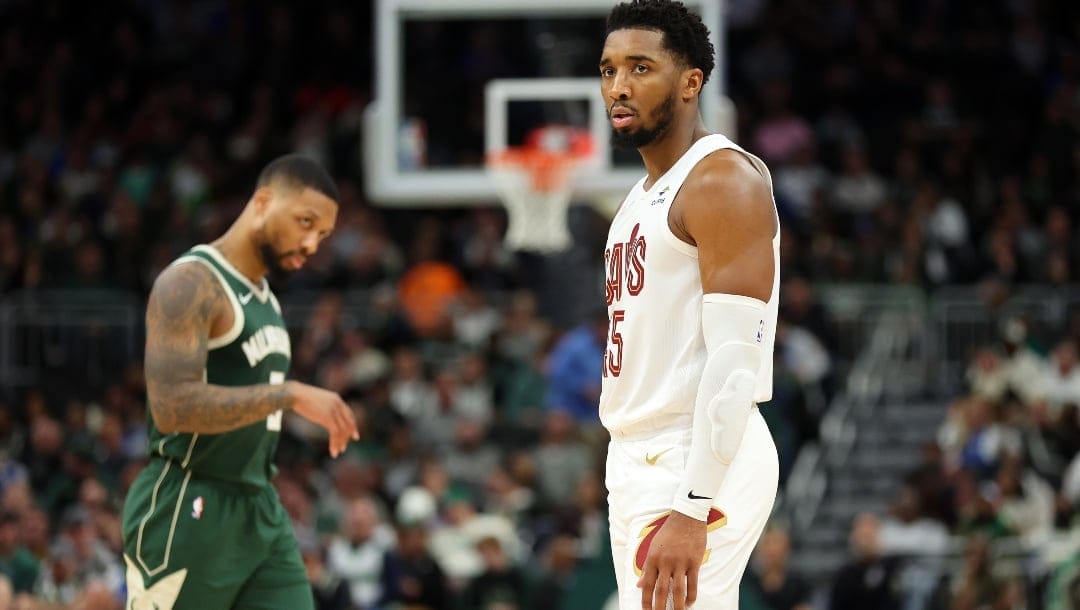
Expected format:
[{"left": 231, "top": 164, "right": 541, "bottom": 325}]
[
  {"left": 258, "top": 241, "right": 293, "bottom": 286},
  {"left": 610, "top": 93, "right": 676, "bottom": 150}
]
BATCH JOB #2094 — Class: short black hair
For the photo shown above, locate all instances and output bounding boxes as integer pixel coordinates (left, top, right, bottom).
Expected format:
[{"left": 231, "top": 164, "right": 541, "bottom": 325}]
[
  {"left": 256, "top": 154, "right": 340, "bottom": 202},
  {"left": 606, "top": 0, "right": 715, "bottom": 86}
]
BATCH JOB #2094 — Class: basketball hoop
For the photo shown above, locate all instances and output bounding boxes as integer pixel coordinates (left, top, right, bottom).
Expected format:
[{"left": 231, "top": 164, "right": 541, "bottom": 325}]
[{"left": 486, "top": 126, "right": 594, "bottom": 253}]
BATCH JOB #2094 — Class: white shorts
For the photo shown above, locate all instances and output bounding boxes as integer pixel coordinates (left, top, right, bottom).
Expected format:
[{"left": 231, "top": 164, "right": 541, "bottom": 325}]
[{"left": 606, "top": 408, "right": 779, "bottom": 610}]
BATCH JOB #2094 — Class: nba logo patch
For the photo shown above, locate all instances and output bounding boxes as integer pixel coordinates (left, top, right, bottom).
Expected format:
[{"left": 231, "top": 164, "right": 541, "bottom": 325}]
[
  {"left": 192, "top": 497, "right": 204, "bottom": 519},
  {"left": 756, "top": 319, "right": 765, "bottom": 343}
]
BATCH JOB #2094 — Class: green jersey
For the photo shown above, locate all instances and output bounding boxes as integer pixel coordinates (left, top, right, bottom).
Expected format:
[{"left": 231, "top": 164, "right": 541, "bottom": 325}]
[{"left": 145, "top": 245, "right": 291, "bottom": 488}]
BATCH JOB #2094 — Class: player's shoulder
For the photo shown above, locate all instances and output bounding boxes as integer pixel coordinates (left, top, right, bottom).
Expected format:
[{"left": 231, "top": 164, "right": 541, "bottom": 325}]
[
  {"left": 690, "top": 147, "right": 769, "bottom": 194},
  {"left": 148, "top": 256, "right": 225, "bottom": 317},
  {"left": 679, "top": 148, "right": 773, "bottom": 222},
  {"left": 152, "top": 256, "right": 216, "bottom": 293}
]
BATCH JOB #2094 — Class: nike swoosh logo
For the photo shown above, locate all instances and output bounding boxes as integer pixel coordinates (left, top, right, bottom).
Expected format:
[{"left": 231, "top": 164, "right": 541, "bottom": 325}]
[
  {"left": 239, "top": 292, "right": 253, "bottom": 305},
  {"left": 645, "top": 448, "right": 673, "bottom": 465},
  {"left": 687, "top": 490, "right": 712, "bottom": 501}
]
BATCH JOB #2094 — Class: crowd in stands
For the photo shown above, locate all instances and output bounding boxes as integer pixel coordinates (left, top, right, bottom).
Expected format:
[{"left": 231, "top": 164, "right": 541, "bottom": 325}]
[{"left": 0, "top": 0, "right": 1078, "bottom": 608}]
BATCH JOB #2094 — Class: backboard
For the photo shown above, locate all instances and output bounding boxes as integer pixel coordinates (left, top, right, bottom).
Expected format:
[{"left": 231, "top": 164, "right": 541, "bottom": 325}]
[{"left": 363, "top": 0, "right": 731, "bottom": 208}]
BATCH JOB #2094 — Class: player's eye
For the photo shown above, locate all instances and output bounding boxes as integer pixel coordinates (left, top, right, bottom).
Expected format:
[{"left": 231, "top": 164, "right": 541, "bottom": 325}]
[
  {"left": 634, "top": 64, "right": 649, "bottom": 73},
  {"left": 601, "top": 67, "right": 615, "bottom": 78},
  {"left": 299, "top": 217, "right": 313, "bottom": 229}
]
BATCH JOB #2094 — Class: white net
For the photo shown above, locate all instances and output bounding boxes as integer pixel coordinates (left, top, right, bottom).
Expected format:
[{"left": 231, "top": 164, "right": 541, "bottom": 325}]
[
  {"left": 486, "top": 126, "right": 592, "bottom": 253},
  {"left": 487, "top": 155, "right": 576, "bottom": 253}
]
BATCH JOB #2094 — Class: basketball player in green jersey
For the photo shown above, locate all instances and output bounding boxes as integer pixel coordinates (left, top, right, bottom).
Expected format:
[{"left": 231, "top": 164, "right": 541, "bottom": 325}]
[{"left": 121, "top": 154, "right": 359, "bottom": 610}]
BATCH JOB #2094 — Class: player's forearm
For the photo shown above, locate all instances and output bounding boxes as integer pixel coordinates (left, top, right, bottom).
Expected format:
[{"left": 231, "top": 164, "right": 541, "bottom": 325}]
[
  {"left": 672, "top": 295, "right": 765, "bottom": 521},
  {"left": 672, "top": 363, "right": 747, "bottom": 520},
  {"left": 148, "top": 380, "right": 294, "bottom": 434}
]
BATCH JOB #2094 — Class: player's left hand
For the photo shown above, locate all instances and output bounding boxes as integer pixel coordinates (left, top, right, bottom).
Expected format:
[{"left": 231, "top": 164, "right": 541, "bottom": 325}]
[{"left": 637, "top": 510, "right": 707, "bottom": 610}]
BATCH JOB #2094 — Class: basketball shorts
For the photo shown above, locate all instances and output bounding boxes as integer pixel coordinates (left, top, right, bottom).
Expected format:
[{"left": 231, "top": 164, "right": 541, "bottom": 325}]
[
  {"left": 121, "top": 458, "right": 313, "bottom": 610},
  {"left": 606, "top": 408, "right": 779, "bottom": 609}
]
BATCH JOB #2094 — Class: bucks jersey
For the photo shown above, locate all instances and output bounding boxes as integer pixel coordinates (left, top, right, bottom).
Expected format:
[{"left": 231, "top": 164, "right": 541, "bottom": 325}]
[
  {"left": 146, "top": 244, "right": 291, "bottom": 488},
  {"left": 598, "top": 134, "right": 780, "bottom": 435}
]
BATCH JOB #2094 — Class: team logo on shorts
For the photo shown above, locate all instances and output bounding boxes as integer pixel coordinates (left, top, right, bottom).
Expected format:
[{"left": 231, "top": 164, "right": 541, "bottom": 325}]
[
  {"left": 756, "top": 319, "right": 765, "bottom": 343},
  {"left": 191, "top": 497, "right": 204, "bottom": 520},
  {"left": 633, "top": 508, "right": 727, "bottom": 576}
]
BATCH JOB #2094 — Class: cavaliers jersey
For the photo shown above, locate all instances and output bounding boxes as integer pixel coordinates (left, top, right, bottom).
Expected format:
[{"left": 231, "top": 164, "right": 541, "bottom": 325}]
[
  {"left": 144, "top": 244, "right": 291, "bottom": 488},
  {"left": 598, "top": 134, "right": 780, "bottom": 434}
]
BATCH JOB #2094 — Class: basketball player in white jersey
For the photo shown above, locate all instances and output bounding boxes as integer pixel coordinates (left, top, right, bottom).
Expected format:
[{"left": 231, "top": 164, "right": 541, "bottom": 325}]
[{"left": 598, "top": 1, "right": 781, "bottom": 609}]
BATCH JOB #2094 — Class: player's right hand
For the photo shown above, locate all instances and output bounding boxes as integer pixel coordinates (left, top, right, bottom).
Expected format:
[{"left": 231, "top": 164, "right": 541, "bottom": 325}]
[{"left": 288, "top": 382, "right": 360, "bottom": 458}]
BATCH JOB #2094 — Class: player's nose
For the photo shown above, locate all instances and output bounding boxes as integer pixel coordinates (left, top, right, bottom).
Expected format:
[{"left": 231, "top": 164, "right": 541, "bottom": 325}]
[
  {"left": 607, "top": 73, "right": 631, "bottom": 101},
  {"left": 301, "top": 232, "right": 319, "bottom": 256}
]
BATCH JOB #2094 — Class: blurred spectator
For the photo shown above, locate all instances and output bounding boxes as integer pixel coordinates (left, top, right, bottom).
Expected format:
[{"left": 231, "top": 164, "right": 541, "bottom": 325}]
[
  {"left": 829, "top": 513, "right": 900, "bottom": 610},
  {"left": 398, "top": 260, "right": 467, "bottom": 338},
  {"left": 387, "top": 521, "right": 450, "bottom": 610},
  {"left": 454, "top": 352, "right": 495, "bottom": 425},
  {"left": 741, "top": 526, "right": 812, "bottom": 610},
  {"left": 752, "top": 81, "right": 814, "bottom": 165},
  {"left": 341, "top": 329, "right": 391, "bottom": 391},
  {"left": 830, "top": 145, "right": 886, "bottom": 218},
  {"left": 495, "top": 291, "right": 550, "bottom": 364},
  {"left": 35, "top": 506, "right": 123, "bottom": 605},
  {"left": 988, "top": 453, "right": 1055, "bottom": 541},
  {"left": 1043, "top": 339, "right": 1080, "bottom": 414},
  {"left": 381, "top": 423, "right": 421, "bottom": 503},
  {"left": 0, "top": 510, "right": 38, "bottom": 594},
  {"left": 526, "top": 533, "right": 578, "bottom": 610},
  {"left": 316, "top": 459, "right": 382, "bottom": 543},
  {"left": 443, "top": 418, "right": 501, "bottom": 495},
  {"left": 938, "top": 397, "right": 1021, "bottom": 481},
  {"left": 774, "top": 142, "right": 830, "bottom": 224},
  {"left": 544, "top": 310, "right": 606, "bottom": 425},
  {"left": 940, "top": 534, "right": 1021, "bottom": 610},
  {"left": 998, "top": 317, "right": 1047, "bottom": 406},
  {"left": 303, "top": 535, "right": 352, "bottom": 610},
  {"left": 0, "top": 575, "right": 11, "bottom": 610},
  {"left": 429, "top": 493, "right": 486, "bottom": 588},
  {"left": 531, "top": 411, "right": 593, "bottom": 511},
  {"left": 878, "top": 485, "right": 949, "bottom": 558},
  {"left": 326, "top": 495, "right": 397, "bottom": 610},
  {"left": 429, "top": 492, "right": 523, "bottom": 592},
  {"left": 389, "top": 347, "right": 437, "bottom": 422},
  {"left": 876, "top": 482, "right": 952, "bottom": 610},
  {"left": 451, "top": 287, "right": 502, "bottom": 349},
  {"left": 459, "top": 535, "right": 527, "bottom": 610},
  {"left": 1044, "top": 550, "right": 1080, "bottom": 610}
]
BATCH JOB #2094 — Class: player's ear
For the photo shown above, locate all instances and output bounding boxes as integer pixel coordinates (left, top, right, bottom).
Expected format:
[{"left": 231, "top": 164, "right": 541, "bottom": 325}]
[
  {"left": 682, "top": 68, "right": 703, "bottom": 101},
  {"left": 251, "top": 186, "right": 274, "bottom": 217}
]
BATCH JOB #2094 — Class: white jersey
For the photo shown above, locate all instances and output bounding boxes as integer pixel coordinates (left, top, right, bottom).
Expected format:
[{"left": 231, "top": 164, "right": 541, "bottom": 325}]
[{"left": 598, "top": 134, "right": 780, "bottom": 435}]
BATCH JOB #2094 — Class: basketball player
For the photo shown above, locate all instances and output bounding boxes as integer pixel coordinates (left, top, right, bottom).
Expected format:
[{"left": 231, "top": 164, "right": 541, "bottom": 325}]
[
  {"left": 598, "top": 1, "right": 781, "bottom": 609},
  {"left": 121, "top": 154, "right": 359, "bottom": 609}
]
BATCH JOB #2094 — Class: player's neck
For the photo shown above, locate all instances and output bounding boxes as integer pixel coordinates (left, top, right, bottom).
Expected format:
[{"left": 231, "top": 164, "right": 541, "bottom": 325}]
[
  {"left": 211, "top": 225, "right": 268, "bottom": 284},
  {"left": 639, "top": 118, "right": 709, "bottom": 190}
]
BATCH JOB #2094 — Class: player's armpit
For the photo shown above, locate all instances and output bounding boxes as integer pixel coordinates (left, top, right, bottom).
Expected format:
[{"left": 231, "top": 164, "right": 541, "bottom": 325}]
[{"left": 144, "top": 262, "right": 293, "bottom": 434}]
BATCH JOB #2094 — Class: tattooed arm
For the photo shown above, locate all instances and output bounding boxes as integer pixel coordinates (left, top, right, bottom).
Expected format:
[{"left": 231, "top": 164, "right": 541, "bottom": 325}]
[
  {"left": 145, "top": 261, "right": 358, "bottom": 455},
  {"left": 143, "top": 261, "right": 293, "bottom": 434}
]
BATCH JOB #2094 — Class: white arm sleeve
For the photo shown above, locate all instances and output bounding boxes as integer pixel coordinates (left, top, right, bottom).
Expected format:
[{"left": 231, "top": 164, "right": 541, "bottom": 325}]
[{"left": 671, "top": 294, "right": 766, "bottom": 521}]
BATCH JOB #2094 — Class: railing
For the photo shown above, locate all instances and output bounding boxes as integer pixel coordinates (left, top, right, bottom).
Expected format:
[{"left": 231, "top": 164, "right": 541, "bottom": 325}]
[
  {"left": 0, "top": 290, "right": 143, "bottom": 398},
  {"left": 5, "top": 284, "right": 1080, "bottom": 397},
  {"left": 930, "top": 285, "right": 1080, "bottom": 395}
]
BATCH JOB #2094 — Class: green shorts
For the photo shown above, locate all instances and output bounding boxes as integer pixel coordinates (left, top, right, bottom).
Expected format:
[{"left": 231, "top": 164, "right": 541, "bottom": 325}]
[{"left": 121, "top": 459, "right": 313, "bottom": 610}]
